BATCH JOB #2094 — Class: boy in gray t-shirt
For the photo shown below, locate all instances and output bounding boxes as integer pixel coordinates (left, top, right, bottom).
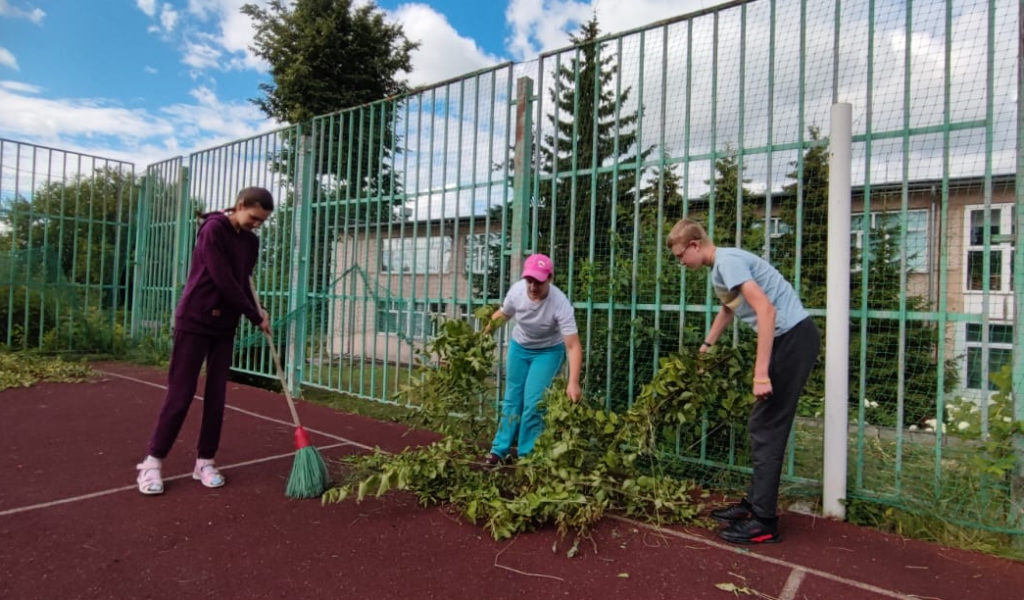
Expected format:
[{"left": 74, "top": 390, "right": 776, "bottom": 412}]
[{"left": 667, "top": 219, "right": 820, "bottom": 544}]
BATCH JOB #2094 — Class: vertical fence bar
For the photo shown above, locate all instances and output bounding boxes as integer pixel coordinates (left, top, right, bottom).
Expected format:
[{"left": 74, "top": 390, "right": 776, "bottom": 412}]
[
  {"left": 511, "top": 77, "right": 533, "bottom": 275},
  {"left": 1012, "top": 0, "right": 1024, "bottom": 529},
  {"left": 289, "top": 129, "right": 314, "bottom": 397}
]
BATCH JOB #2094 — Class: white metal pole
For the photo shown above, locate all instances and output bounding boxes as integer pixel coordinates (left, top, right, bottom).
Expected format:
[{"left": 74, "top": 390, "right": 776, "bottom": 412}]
[{"left": 824, "top": 102, "right": 852, "bottom": 520}]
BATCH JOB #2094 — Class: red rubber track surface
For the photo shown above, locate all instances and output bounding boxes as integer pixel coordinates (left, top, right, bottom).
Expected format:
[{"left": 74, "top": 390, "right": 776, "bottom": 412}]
[{"left": 2, "top": 362, "right": 1021, "bottom": 600}]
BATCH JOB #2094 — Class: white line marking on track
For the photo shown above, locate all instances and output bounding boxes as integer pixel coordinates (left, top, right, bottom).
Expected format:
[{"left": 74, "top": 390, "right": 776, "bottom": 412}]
[
  {"left": 779, "top": 568, "right": 806, "bottom": 600},
  {"left": 96, "top": 370, "right": 375, "bottom": 450},
  {"left": 606, "top": 516, "right": 921, "bottom": 600},
  {"left": 0, "top": 442, "right": 349, "bottom": 517}
]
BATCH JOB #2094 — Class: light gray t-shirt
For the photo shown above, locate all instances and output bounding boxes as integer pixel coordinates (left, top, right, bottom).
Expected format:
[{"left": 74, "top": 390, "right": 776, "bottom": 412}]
[
  {"left": 501, "top": 279, "right": 578, "bottom": 349},
  {"left": 711, "top": 247, "right": 809, "bottom": 336}
]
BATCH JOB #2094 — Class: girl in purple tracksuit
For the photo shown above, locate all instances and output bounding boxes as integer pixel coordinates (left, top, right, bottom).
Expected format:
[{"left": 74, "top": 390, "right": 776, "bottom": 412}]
[{"left": 135, "top": 187, "right": 274, "bottom": 495}]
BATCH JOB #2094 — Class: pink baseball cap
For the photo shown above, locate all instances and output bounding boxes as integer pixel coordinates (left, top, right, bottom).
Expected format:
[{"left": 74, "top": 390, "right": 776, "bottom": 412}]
[{"left": 521, "top": 253, "right": 554, "bottom": 281}]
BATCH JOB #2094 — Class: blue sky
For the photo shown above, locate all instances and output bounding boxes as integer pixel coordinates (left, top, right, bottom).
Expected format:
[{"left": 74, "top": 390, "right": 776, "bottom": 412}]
[{"left": 0, "top": 0, "right": 716, "bottom": 168}]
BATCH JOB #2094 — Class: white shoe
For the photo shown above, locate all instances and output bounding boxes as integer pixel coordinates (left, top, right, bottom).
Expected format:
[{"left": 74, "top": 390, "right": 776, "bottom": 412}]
[
  {"left": 136, "top": 456, "right": 164, "bottom": 495},
  {"left": 192, "top": 458, "right": 225, "bottom": 488}
]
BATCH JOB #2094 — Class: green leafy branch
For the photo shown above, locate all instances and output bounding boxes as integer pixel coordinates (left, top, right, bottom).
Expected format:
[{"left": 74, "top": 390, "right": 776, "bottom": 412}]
[{"left": 323, "top": 313, "right": 760, "bottom": 552}]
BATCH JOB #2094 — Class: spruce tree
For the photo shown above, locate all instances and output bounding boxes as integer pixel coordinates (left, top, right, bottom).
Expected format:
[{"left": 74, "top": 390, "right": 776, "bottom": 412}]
[{"left": 532, "top": 17, "right": 653, "bottom": 407}]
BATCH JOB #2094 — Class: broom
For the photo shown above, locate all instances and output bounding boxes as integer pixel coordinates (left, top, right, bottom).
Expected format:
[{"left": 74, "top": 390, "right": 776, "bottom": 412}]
[
  {"left": 250, "top": 279, "right": 329, "bottom": 499},
  {"left": 264, "top": 330, "right": 330, "bottom": 498}
]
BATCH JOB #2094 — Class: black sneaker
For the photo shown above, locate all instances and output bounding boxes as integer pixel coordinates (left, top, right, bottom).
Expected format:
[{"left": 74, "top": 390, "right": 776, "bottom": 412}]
[
  {"left": 719, "top": 517, "right": 780, "bottom": 544},
  {"left": 483, "top": 453, "right": 503, "bottom": 468},
  {"left": 710, "top": 499, "right": 753, "bottom": 523}
]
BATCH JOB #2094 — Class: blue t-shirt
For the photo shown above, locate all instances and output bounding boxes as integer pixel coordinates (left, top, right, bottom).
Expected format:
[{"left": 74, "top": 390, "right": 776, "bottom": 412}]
[{"left": 710, "top": 247, "right": 808, "bottom": 336}]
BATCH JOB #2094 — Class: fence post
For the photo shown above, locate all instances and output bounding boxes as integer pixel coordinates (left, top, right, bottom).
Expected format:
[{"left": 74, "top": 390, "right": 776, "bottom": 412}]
[
  {"left": 130, "top": 176, "right": 148, "bottom": 338},
  {"left": 1012, "top": 0, "right": 1024, "bottom": 531},
  {"left": 287, "top": 128, "right": 314, "bottom": 398},
  {"left": 823, "top": 102, "right": 852, "bottom": 520},
  {"left": 511, "top": 76, "right": 534, "bottom": 272},
  {"left": 172, "top": 165, "right": 192, "bottom": 328}
]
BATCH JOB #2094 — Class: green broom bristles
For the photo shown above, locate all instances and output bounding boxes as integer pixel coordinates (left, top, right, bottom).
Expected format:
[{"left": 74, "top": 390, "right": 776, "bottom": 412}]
[{"left": 286, "top": 445, "right": 329, "bottom": 499}]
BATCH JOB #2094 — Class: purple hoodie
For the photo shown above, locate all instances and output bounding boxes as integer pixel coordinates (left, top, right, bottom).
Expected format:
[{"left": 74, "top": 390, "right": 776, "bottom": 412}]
[{"left": 174, "top": 211, "right": 262, "bottom": 336}]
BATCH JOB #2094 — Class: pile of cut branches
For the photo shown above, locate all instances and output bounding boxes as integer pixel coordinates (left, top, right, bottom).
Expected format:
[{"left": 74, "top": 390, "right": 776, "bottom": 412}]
[{"left": 322, "top": 307, "right": 755, "bottom": 551}]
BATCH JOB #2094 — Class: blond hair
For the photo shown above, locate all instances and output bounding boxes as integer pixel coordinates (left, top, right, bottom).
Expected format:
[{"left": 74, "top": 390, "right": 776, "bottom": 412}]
[{"left": 666, "top": 218, "right": 710, "bottom": 249}]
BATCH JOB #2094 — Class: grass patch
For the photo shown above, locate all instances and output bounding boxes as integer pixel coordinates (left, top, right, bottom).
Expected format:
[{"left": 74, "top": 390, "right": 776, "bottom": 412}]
[{"left": 301, "top": 385, "right": 417, "bottom": 424}]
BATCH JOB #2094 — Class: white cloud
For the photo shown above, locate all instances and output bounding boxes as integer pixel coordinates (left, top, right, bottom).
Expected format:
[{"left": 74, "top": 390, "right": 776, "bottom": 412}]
[
  {"left": 182, "top": 38, "right": 222, "bottom": 70},
  {"left": 505, "top": 0, "right": 589, "bottom": 60},
  {"left": 136, "top": 0, "right": 156, "bottom": 18},
  {"left": 170, "top": 0, "right": 268, "bottom": 72},
  {"left": 217, "top": 2, "right": 268, "bottom": 70},
  {"left": 504, "top": 0, "right": 718, "bottom": 60},
  {"left": 0, "top": 79, "right": 39, "bottom": 93},
  {"left": 0, "top": 83, "right": 275, "bottom": 169},
  {"left": 144, "top": 65, "right": 158, "bottom": 74},
  {"left": 0, "top": 0, "right": 45, "bottom": 24},
  {"left": 189, "top": 85, "right": 218, "bottom": 106},
  {"left": 162, "top": 87, "right": 269, "bottom": 141},
  {"left": 160, "top": 3, "right": 179, "bottom": 33},
  {"left": 0, "top": 87, "right": 172, "bottom": 143},
  {"left": 392, "top": 3, "right": 503, "bottom": 87},
  {"left": 0, "top": 46, "right": 18, "bottom": 70},
  {"left": 186, "top": 0, "right": 220, "bottom": 20}
]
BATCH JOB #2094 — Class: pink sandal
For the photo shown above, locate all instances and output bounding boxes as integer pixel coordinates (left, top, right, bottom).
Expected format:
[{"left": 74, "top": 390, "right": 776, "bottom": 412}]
[
  {"left": 136, "top": 456, "right": 164, "bottom": 495},
  {"left": 193, "top": 459, "right": 225, "bottom": 488}
]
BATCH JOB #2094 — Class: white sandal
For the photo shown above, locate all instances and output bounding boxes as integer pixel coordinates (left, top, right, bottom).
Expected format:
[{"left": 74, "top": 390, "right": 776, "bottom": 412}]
[
  {"left": 193, "top": 459, "right": 225, "bottom": 488},
  {"left": 136, "top": 456, "right": 164, "bottom": 495}
]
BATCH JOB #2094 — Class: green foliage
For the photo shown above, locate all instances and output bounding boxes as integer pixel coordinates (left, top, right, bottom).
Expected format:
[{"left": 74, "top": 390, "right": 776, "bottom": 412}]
[
  {"left": 0, "top": 350, "right": 92, "bottom": 391},
  {"left": 243, "top": 0, "right": 417, "bottom": 125},
  {"left": 0, "top": 167, "right": 137, "bottom": 350},
  {"left": 39, "top": 307, "right": 128, "bottom": 355},
  {"left": 322, "top": 315, "right": 771, "bottom": 547},
  {"left": 944, "top": 366, "right": 1024, "bottom": 478},
  {"left": 395, "top": 308, "right": 501, "bottom": 442},
  {"left": 689, "top": 147, "right": 762, "bottom": 251},
  {"left": 123, "top": 328, "right": 174, "bottom": 366},
  {"left": 627, "top": 344, "right": 755, "bottom": 457}
]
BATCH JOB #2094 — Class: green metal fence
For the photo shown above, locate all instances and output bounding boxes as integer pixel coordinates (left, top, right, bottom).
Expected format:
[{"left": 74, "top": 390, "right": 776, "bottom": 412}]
[
  {"left": 6, "top": 0, "right": 1021, "bottom": 536},
  {"left": 0, "top": 138, "right": 137, "bottom": 352}
]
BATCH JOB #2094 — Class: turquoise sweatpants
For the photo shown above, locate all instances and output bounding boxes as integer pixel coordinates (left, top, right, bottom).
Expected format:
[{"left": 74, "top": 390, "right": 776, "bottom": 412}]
[{"left": 490, "top": 340, "right": 566, "bottom": 458}]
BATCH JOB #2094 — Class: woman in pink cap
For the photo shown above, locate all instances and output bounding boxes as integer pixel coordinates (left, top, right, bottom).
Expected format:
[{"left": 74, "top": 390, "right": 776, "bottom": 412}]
[{"left": 482, "top": 253, "right": 582, "bottom": 466}]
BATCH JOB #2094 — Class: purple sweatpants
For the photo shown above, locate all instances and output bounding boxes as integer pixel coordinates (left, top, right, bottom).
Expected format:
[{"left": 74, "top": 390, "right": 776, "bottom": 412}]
[{"left": 147, "top": 329, "right": 236, "bottom": 460}]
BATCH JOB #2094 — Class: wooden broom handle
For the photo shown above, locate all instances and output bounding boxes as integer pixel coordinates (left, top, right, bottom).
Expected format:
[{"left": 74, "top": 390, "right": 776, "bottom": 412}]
[
  {"left": 249, "top": 278, "right": 302, "bottom": 428},
  {"left": 265, "top": 332, "right": 302, "bottom": 428}
]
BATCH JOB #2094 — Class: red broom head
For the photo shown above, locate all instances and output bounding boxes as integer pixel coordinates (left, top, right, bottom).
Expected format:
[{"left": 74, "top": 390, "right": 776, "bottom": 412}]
[{"left": 293, "top": 426, "right": 312, "bottom": 450}]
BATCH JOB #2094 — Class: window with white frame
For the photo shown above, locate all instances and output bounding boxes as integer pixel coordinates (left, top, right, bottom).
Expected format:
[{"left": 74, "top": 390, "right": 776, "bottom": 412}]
[
  {"left": 964, "top": 323, "right": 1014, "bottom": 390},
  {"left": 380, "top": 236, "right": 452, "bottom": 274},
  {"left": 375, "top": 299, "right": 446, "bottom": 339},
  {"left": 850, "top": 209, "right": 929, "bottom": 272},
  {"left": 767, "top": 217, "right": 791, "bottom": 238},
  {"left": 964, "top": 205, "right": 1015, "bottom": 292},
  {"left": 751, "top": 217, "right": 791, "bottom": 238},
  {"left": 465, "top": 232, "right": 502, "bottom": 275}
]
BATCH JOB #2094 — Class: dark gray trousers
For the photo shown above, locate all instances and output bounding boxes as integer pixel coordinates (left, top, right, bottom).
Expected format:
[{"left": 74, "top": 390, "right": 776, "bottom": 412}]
[
  {"left": 747, "top": 317, "right": 821, "bottom": 519},
  {"left": 147, "top": 329, "right": 235, "bottom": 460}
]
